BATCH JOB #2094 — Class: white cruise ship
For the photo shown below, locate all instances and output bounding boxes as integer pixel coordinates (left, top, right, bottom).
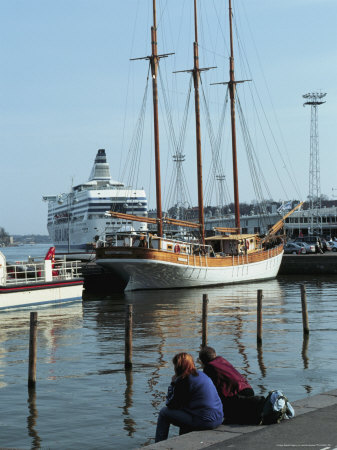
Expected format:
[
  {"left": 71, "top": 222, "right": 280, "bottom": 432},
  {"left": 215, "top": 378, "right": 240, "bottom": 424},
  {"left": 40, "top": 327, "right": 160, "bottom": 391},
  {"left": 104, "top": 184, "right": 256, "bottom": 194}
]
[{"left": 43, "top": 149, "right": 148, "bottom": 253}]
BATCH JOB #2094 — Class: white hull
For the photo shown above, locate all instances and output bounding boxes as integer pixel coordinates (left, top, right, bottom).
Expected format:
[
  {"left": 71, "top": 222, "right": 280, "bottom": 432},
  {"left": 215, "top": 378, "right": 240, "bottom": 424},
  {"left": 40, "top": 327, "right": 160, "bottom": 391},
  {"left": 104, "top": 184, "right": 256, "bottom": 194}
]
[
  {"left": 0, "top": 283, "right": 83, "bottom": 310},
  {"left": 97, "top": 251, "right": 283, "bottom": 291},
  {"left": 0, "top": 248, "right": 83, "bottom": 310}
]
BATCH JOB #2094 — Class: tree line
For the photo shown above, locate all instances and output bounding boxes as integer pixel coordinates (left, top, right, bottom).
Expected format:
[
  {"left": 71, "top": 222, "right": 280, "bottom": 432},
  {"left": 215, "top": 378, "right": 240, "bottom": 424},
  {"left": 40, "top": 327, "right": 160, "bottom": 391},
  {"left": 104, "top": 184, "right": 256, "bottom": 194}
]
[{"left": 0, "top": 227, "right": 10, "bottom": 246}]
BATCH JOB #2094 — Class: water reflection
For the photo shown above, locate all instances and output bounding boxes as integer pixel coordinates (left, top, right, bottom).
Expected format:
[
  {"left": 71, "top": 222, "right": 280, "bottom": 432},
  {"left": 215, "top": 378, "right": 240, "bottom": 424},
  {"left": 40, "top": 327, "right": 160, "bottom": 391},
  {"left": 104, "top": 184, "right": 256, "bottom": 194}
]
[
  {"left": 301, "top": 336, "right": 309, "bottom": 369},
  {"left": 148, "top": 333, "right": 167, "bottom": 410},
  {"left": 123, "top": 370, "right": 135, "bottom": 436},
  {"left": 2, "top": 275, "right": 337, "bottom": 449},
  {"left": 303, "top": 384, "right": 313, "bottom": 395},
  {"left": 232, "top": 308, "right": 252, "bottom": 377},
  {"left": 257, "top": 343, "right": 267, "bottom": 379},
  {"left": 27, "top": 387, "right": 41, "bottom": 449}
]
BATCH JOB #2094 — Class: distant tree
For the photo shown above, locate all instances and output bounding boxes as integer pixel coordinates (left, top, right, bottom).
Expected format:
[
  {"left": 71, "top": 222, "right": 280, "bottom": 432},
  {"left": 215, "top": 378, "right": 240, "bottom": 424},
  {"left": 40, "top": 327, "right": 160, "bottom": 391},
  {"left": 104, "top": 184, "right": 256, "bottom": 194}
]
[{"left": 0, "top": 227, "right": 10, "bottom": 246}]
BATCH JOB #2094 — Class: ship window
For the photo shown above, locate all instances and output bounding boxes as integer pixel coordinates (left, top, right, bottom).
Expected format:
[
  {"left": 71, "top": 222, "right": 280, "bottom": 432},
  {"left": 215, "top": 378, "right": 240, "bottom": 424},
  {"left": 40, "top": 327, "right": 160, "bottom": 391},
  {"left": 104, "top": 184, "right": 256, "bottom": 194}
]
[{"left": 167, "top": 244, "right": 173, "bottom": 250}]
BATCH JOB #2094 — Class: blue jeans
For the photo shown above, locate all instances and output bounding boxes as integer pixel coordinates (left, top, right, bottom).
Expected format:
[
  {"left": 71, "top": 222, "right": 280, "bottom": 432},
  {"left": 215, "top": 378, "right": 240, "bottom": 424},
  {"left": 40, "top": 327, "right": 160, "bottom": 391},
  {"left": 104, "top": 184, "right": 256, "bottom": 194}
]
[{"left": 155, "top": 407, "right": 221, "bottom": 442}]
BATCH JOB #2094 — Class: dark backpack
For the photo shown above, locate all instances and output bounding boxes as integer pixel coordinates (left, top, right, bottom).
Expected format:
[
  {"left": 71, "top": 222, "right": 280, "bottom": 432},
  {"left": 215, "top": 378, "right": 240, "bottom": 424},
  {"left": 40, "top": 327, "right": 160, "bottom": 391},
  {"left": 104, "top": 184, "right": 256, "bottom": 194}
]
[
  {"left": 222, "top": 395, "right": 266, "bottom": 425},
  {"left": 261, "top": 390, "right": 295, "bottom": 425}
]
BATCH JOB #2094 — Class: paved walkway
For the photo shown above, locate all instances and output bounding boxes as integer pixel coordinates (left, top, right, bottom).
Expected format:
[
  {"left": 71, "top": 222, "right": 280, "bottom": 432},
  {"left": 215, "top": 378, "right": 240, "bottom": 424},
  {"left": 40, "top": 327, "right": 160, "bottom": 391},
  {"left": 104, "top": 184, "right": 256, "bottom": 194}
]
[{"left": 144, "top": 389, "right": 337, "bottom": 450}]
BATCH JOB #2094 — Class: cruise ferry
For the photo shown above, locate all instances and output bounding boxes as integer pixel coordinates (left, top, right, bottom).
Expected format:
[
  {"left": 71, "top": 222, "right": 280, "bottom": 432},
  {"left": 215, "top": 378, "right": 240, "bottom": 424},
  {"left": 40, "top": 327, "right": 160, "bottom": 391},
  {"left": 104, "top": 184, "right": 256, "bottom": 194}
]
[{"left": 43, "top": 149, "right": 148, "bottom": 254}]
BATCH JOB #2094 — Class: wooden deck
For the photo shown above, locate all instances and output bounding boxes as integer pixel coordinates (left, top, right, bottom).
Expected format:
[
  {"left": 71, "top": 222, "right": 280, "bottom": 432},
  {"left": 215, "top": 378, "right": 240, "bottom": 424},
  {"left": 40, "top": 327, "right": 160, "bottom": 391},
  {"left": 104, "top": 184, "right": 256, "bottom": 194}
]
[{"left": 96, "top": 243, "right": 283, "bottom": 268}]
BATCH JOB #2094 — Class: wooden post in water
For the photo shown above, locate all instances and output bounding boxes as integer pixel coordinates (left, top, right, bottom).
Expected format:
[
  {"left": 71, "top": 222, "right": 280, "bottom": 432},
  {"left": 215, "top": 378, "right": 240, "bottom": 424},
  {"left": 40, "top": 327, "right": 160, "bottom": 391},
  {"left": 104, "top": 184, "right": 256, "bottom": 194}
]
[
  {"left": 300, "top": 284, "right": 310, "bottom": 335},
  {"left": 202, "top": 294, "right": 209, "bottom": 347},
  {"left": 257, "top": 289, "right": 263, "bottom": 345},
  {"left": 125, "top": 305, "right": 133, "bottom": 370},
  {"left": 28, "top": 312, "right": 38, "bottom": 387}
]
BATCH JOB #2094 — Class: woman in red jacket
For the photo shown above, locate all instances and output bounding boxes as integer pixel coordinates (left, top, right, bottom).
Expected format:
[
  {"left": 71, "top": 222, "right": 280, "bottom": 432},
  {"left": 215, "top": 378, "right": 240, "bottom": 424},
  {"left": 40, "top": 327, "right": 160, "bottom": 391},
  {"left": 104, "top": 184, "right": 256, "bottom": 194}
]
[{"left": 199, "top": 346, "right": 264, "bottom": 424}]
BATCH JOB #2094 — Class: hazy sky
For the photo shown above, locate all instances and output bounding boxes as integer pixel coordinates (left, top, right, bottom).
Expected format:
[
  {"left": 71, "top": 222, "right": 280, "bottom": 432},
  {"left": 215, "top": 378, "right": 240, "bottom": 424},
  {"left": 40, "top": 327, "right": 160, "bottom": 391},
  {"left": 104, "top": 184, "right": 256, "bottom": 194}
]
[{"left": 0, "top": 0, "right": 336, "bottom": 235}]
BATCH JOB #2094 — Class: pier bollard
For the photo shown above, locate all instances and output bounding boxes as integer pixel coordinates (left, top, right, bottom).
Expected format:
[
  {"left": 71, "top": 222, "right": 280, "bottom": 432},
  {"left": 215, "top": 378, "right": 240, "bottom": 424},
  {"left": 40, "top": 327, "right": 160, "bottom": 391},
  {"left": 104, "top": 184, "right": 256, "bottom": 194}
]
[
  {"left": 300, "top": 284, "right": 310, "bottom": 335},
  {"left": 202, "top": 294, "right": 209, "bottom": 348},
  {"left": 28, "top": 312, "right": 38, "bottom": 387},
  {"left": 125, "top": 305, "right": 133, "bottom": 370},
  {"left": 257, "top": 289, "right": 263, "bottom": 345}
]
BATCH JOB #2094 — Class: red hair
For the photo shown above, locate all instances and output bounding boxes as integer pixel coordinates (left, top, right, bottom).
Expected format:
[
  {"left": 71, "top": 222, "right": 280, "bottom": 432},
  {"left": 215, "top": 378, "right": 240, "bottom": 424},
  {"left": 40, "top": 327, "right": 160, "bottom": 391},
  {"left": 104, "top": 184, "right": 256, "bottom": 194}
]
[{"left": 172, "top": 353, "right": 198, "bottom": 379}]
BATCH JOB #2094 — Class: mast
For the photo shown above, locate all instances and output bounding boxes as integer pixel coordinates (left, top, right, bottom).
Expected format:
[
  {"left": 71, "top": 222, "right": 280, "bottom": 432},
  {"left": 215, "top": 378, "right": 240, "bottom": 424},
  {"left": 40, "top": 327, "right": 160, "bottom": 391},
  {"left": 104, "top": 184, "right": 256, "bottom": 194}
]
[
  {"left": 151, "top": 0, "right": 163, "bottom": 237},
  {"left": 130, "top": 2, "right": 173, "bottom": 237},
  {"left": 211, "top": 1, "right": 250, "bottom": 229},
  {"left": 193, "top": 0, "right": 205, "bottom": 244},
  {"left": 172, "top": 0, "right": 214, "bottom": 242},
  {"left": 228, "top": 0, "right": 240, "bottom": 230}
]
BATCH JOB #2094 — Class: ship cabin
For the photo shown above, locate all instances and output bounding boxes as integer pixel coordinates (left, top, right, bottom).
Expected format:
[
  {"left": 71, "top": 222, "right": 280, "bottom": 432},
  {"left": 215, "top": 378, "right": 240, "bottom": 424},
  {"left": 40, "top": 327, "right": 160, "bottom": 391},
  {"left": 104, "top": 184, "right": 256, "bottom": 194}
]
[
  {"left": 205, "top": 233, "right": 260, "bottom": 256},
  {"left": 102, "top": 231, "right": 216, "bottom": 256}
]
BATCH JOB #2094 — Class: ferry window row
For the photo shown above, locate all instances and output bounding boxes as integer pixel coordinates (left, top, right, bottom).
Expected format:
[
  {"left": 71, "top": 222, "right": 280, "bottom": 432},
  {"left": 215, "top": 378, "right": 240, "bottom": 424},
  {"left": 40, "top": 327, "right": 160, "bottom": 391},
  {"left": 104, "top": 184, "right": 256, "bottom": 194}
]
[{"left": 105, "top": 222, "right": 133, "bottom": 225}]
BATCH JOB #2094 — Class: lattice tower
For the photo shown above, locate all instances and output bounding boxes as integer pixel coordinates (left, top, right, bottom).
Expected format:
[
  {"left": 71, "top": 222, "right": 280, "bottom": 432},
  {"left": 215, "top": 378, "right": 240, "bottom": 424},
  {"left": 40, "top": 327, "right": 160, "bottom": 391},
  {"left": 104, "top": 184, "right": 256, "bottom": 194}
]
[
  {"left": 303, "top": 92, "right": 326, "bottom": 234},
  {"left": 303, "top": 92, "right": 326, "bottom": 209},
  {"left": 216, "top": 174, "right": 227, "bottom": 216},
  {"left": 172, "top": 152, "right": 186, "bottom": 220}
]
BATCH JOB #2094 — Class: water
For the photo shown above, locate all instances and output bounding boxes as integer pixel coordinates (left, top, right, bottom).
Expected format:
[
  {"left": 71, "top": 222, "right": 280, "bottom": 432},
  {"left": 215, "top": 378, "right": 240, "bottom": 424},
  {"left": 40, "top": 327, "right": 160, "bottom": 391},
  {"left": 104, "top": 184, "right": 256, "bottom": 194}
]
[{"left": 1, "top": 245, "right": 337, "bottom": 449}]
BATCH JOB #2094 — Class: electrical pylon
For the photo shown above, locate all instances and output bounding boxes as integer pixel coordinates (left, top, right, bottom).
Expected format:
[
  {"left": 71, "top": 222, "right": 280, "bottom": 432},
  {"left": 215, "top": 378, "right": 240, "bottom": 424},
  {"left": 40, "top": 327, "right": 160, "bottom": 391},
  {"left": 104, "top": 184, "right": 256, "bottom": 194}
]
[{"left": 303, "top": 92, "right": 326, "bottom": 234}]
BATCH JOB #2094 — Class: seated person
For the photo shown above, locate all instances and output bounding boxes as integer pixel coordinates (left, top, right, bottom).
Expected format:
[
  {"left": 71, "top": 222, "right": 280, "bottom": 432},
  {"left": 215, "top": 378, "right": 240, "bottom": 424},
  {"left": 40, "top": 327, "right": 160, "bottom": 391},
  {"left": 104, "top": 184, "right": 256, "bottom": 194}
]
[
  {"left": 199, "top": 346, "right": 264, "bottom": 424},
  {"left": 155, "top": 352, "right": 223, "bottom": 442}
]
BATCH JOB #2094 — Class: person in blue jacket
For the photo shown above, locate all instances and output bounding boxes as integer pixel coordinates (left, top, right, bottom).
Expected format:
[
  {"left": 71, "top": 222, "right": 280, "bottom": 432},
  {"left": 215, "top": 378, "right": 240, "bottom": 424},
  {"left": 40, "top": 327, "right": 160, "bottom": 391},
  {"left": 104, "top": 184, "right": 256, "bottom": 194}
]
[{"left": 155, "top": 352, "right": 223, "bottom": 442}]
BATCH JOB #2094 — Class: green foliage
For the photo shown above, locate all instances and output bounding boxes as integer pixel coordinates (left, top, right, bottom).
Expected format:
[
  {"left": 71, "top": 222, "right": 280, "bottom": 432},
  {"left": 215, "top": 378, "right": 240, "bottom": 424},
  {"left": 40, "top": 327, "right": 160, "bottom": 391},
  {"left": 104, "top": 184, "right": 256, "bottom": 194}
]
[{"left": 0, "top": 227, "right": 10, "bottom": 246}]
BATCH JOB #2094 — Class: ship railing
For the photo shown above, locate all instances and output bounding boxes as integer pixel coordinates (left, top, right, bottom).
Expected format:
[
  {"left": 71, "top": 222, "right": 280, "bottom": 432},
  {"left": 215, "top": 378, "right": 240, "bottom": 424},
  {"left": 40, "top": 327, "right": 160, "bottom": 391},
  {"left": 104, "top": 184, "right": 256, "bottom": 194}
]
[
  {"left": 98, "top": 231, "right": 215, "bottom": 255},
  {"left": 5, "top": 261, "right": 48, "bottom": 285},
  {"left": 52, "top": 260, "right": 82, "bottom": 279},
  {"left": 5, "top": 259, "right": 82, "bottom": 286}
]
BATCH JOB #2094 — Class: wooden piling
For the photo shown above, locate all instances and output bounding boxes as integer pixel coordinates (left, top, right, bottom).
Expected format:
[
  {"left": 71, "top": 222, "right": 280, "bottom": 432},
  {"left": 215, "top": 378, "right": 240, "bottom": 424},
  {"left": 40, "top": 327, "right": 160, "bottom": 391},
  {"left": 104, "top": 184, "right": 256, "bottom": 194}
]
[
  {"left": 202, "top": 294, "right": 209, "bottom": 348},
  {"left": 28, "top": 312, "right": 38, "bottom": 387},
  {"left": 300, "top": 284, "right": 310, "bottom": 335},
  {"left": 125, "top": 304, "right": 133, "bottom": 370},
  {"left": 257, "top": 289, "right": 263, "bottom": 345}
]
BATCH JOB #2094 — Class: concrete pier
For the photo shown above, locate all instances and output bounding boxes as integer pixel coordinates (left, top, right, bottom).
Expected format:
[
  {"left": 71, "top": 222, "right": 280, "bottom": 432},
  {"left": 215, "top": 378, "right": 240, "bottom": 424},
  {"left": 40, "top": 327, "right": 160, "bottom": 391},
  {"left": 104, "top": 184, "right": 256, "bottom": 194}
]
[
  {"left": 280, "top": 253, "right": 337, "bottom": 275},
  {"left": 145, "top": 389, "right": 337, "bottom": 449},
  {"left": 80, "top": 262, "right": 126, "bottom": 293}
]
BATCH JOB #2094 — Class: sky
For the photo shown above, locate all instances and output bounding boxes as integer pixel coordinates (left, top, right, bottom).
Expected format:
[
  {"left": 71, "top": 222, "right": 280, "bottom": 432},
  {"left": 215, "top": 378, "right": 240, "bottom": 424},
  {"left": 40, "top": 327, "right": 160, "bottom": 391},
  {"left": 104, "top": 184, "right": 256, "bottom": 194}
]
[{"left": 0, "top": 0, "right": 336, "bottom": 235}]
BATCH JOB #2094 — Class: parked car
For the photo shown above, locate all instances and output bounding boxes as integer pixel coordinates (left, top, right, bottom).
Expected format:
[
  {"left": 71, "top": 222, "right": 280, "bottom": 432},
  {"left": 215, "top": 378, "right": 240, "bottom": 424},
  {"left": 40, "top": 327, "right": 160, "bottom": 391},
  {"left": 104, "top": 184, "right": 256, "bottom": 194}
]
[
  {"left": 298, "top": 242, "right": 316, "bottom": 253},
  {"left": 284, "top": 243, "right": 305, "bottom": 254},
  {"left": 328, "top": 241, "right": 337, "bottom": 252},
  {"left": 294, "top": 236, "right": 323, "bottom": 253}
]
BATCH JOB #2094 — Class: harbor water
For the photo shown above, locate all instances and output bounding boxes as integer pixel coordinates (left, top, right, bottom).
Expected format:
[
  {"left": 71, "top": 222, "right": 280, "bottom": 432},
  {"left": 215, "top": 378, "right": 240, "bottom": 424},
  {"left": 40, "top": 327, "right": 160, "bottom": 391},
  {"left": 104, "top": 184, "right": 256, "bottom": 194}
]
[{"left": 1, "top": 244, "right": 337, "bottom": 449}]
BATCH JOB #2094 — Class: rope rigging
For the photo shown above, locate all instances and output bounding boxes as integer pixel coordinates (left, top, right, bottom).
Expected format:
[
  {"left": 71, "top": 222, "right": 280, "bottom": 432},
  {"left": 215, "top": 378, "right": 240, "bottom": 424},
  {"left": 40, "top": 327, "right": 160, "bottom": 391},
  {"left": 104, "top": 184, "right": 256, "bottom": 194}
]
[
  {"left": 236, "top": 93, "right": 271, "bottom": 230},
  {"left": 232, "top": 10, "right": 301, "bottom": 201},
  {"left": 114, "top": 65, "right": 151, "bottom": 215},
  {"left": 158, "top": 66, "right": 193, "bottom": 221},
  {"left": 201, "top": 81, "right": 231, "bottom": 212}
]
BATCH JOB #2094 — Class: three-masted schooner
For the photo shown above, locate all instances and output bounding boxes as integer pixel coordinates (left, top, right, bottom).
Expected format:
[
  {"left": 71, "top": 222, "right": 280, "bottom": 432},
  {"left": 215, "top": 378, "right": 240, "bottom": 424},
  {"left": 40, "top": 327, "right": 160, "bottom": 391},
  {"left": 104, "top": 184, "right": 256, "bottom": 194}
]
[{"left": 96, "top": 0, "right": 298, "bottom": 291}]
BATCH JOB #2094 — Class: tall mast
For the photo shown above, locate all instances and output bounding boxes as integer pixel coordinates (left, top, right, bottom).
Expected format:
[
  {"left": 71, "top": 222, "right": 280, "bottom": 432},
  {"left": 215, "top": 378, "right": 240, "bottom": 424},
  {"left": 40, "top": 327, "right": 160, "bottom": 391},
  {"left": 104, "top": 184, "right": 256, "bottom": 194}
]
[
  {"left": 173, "top": 0, "right": 214, "bottom": 241},
  {"left": 228, "top": 0, "right": 240, "bottom": 230},
  {"left": 151, "top": 0, "right": 163, "bottom": 236},
  {"left": 193, "top": 0, "right": 205, "bottom": 244},
  {"left": 130, "top": 2, "right": 173, "bottom": 237}
]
